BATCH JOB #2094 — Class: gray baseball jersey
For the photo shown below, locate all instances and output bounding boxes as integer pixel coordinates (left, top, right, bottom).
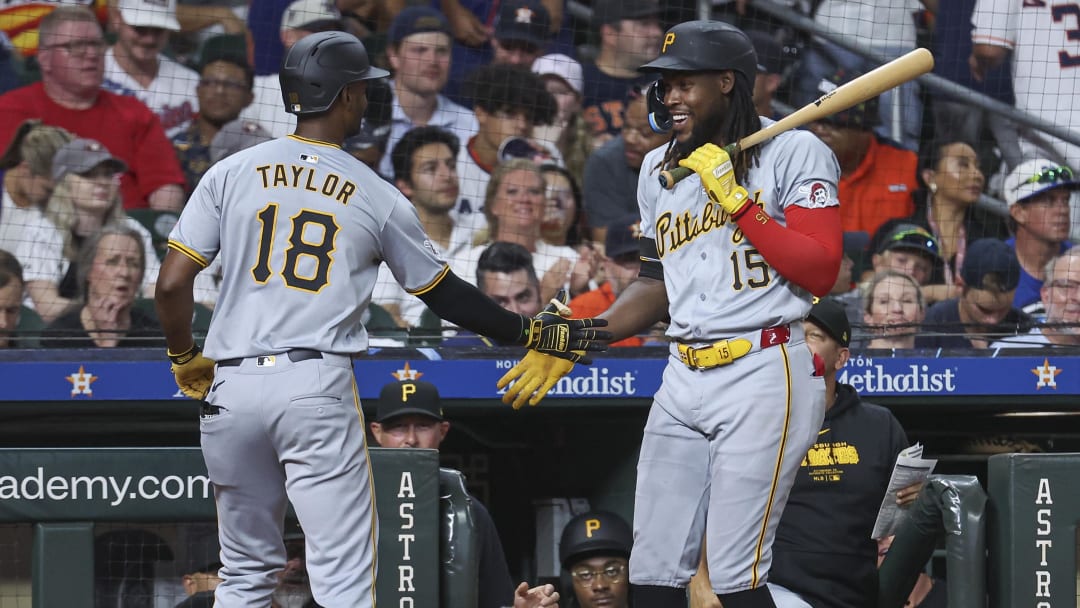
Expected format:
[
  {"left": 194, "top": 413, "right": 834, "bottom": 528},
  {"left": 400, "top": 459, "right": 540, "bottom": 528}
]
[
  {"left": 629, "top": 122, "right": 838, "bottom": 594},
  {"left": 170, "top": 136, "right": 449, "bottom": 360},
  {"left": 167, "top": 134, "right": 449, "bottom": 607}
]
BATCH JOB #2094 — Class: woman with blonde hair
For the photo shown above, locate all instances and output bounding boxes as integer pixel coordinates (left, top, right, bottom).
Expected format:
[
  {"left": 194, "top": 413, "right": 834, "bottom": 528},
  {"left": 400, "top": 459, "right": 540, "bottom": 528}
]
[
  {"left": 0, "top": 120, "right": 72, "bottom": 254},
  {"left": 472, "top": 159, "right": 597, "bottom": 302},
  {"left": 863, "top": 270, "right": 926, "bottom": 349}
]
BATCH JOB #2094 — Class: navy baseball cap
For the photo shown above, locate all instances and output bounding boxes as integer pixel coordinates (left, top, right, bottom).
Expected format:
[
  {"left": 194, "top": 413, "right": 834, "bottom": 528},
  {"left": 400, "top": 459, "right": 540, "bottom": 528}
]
[
  {"left": 960, "top": 238, "right": 1021, "bottom": 292},
  {"left": 494, "top": 0, "right": 550, "bottom": 47},
  {"left": 388, "top": 6, "right": 451, "bottom": 45},
  {"left": 807, "top": 298, "right": 851, "bottom": 347},
  {"left": 377, "top": 380, "right": 444, "bottom": 422},
  {"left": 604, "top": 215, "right": 643, "bottom": 260},
  {"left": 875, "top": 223, "right": 941, "bottom": 260}
]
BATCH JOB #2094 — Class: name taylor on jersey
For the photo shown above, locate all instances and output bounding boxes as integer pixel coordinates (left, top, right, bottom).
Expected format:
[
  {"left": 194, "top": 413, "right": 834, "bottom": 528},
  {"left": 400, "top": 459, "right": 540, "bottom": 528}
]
[{"left": 255, "top": 163, "right": 357, "bottom": 206}]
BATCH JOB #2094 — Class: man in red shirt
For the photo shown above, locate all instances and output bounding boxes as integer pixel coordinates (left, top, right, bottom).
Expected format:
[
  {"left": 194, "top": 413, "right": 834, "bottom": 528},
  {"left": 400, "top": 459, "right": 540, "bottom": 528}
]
[
  {"left": 569, "top": 215, "right": 645, "bottom": 347},
  {"left": 805, "top": 68, "right": 917, "bottom": 237},
  {"left": 0, "top": 5, "right": 185, "bottom": 210}
]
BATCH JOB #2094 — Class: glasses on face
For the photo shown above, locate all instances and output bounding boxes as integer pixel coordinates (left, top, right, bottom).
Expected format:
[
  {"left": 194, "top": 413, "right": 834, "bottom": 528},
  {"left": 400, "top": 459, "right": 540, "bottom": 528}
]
[
  {"left": 1048, "top": 280, "right": 1080, "bottom": 293},
  {"left": 1023, "top": 166, "right": 1075, "bottom": 186},
  {"left": 887, "top": 229, "right": 939, "bottom": 256},
  {"left": 571, "top": 564, "right": 626, "bottom": 584},
  {"left": 43, "top": 38, "right": 107, "bottom": 57},
  {"left": 198, "top": 78, "right": 249, "bottom": 93}
]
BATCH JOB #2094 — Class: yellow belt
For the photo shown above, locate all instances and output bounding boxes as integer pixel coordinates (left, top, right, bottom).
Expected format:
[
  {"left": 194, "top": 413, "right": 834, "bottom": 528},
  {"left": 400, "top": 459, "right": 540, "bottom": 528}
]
[{"left": 676, "top": 338, "right": 754, "bottom": 370}]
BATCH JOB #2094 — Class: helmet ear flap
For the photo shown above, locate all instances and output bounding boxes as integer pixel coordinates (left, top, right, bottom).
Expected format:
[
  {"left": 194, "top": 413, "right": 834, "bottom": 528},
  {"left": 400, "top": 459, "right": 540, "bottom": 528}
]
[{"left": 646, "top": 80, "right": 672, "bottom": 134}]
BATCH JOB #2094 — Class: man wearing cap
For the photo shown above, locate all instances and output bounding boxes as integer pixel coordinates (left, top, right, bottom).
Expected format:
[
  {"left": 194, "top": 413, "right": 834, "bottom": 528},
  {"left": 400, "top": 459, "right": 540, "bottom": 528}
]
[
  {"left": 992, "top": 248, "right": 1080, "bottom": 348},
  {"left": 491, "top": 0, "right": 552, "bottom": 67},
  {"left": 868, "top": 223, "right": 942, "bottom": 289},
  {"left": 917, "top": 238, "right": 1031, "bottom": 349},
  {"left": 745, "top": 29, "right": 785, "bottom": 120},
  {"left": 0, "top": 6, "right": 186, "bottom": 211},
  {"left": 171, "top": 53, "right": 262, "bottom": 193},
  {"left": 371, "top": 379, "right": 557, "bottom": 608},
  {"left": 559, "top": 511, "right": 632, "bottom": 608},
  {"left": 103, "top": 0, "right": 199, "bottom": 136},
  {"left": 581, "top": 83, "right": 668, "bottom": 243},
  {"left": 1002, "top": 159, "right": 1079, "bottom": 313},
  {"left": 692, "top": 299, "right": 914, "bottom": 608},
  {"left": 378, "top": 6, "right": 477, "bottom": 180},
  {"left": 804, "top": 68, "right": 918, "bottom": 237},
  {"left": 240, "top": 0, "right": 344, "bottom": 139},
  {"left": 569, "top": 216, "right": 644, "bottom": 347},
  {"left": 581, "top": 0, "right": 664, "bottom": 145}
]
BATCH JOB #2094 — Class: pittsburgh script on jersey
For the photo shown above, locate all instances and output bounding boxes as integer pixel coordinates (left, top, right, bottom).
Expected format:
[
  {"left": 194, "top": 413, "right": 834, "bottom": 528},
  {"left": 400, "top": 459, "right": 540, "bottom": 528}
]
[
  {"left": 655, "top": 191, "right": 763, "bottom": 258},
  {"left": 255, "top": 164, "right": 357, "bottom": 205}
]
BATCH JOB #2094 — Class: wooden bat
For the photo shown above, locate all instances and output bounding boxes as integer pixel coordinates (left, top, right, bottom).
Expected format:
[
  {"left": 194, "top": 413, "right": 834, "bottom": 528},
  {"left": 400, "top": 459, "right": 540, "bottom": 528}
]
[{"left": 659, "top": 47, "right": 934, "bottom": 189}]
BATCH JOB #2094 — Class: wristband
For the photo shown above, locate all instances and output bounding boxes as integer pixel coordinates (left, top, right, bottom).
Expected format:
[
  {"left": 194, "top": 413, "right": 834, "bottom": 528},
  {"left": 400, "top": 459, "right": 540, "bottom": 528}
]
[{"left": 168, "top": 344, "right": 200, "bottom": 365}]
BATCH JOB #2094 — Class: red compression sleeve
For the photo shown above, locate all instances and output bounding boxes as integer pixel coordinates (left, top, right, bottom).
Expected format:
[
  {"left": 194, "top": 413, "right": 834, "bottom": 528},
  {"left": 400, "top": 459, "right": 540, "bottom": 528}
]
[{"left": 734, "top": 204, "right": 842, "bottom": 297}]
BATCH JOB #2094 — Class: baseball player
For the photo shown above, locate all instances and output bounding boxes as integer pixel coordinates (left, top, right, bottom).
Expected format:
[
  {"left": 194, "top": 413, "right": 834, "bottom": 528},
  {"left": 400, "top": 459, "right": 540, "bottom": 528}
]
[
  {"left": 501, "top": 20, "right": 843, "bottom": 608},
  {"left": 154, "top": 31, "right": 608, "bottom": 607}
]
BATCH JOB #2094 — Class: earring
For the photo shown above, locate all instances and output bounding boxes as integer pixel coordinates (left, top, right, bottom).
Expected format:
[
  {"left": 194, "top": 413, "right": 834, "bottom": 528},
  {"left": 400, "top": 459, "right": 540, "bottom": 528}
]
[{"left": 929, "top": 183, "right": 938, "bottom": 194}]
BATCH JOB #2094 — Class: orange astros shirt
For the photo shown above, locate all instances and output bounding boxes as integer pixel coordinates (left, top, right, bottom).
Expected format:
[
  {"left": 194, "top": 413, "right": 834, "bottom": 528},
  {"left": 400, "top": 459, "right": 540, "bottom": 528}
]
[{"left": 838, "top": 136, "right": 918, "bottom": 237}]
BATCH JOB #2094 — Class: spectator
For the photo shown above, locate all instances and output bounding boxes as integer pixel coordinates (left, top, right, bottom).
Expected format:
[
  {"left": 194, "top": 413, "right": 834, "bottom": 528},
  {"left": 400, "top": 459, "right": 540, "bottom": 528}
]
[
  {"left": 539, "top": 163, "right": 588, "bottom": 248},
  {"left": 490, "top": 0, "right": 551, "bottom": 68},
  {"left": 472, "top": 159, "right": 588, "bottom": 301},
  {"left": 867, "top": 223, "right": 942, "bottom": 289},
  {"left": 746, "top": 29, "right": 786, "bottom": 120},
  {"left": 918, "top": 238, "right": 1029, "bottom": 349},
  {"left": 172, "top": 53, "right": 261, "bottom": 193},
  {"left": 581, "top": 83, "right": 665, "bottom": 243},
  {"left": 559, "top": 511, "right": 632, "bottom": 608},
  {"left": 692, "top": 299, "right": 915, "bottom": 608},
  {"left": 103, "top": 0, "right": 198, "bottom": 136},
  {"left": 370, "top": 379, "right": 559, "bottom": 608},
  {"left": 993, "top": 248, "right": 1080, "bottom": 348},
  {"left": 0, "top": 252, "right": 25, "bottom": 349},
  {"left": 240, "top": 0, "right": 344, "bottom": 139},
  {"left": 928, "top": 0, "right": 1020, "bottom": 172},
  {"left": 0, "top": 6, "right": 186, "bottom": 211},
  {"left": 532, "top": 53, "right": 593, "bottom": 187},
  {"left": 568, "top": 215, "right": 644, "bottom": 347},
  {"left": 173, "top": 530, "right": 222, "bottom": 608},
  {"left": 440, "top": 240, "right": 544, "bottom": 346},
  {"left": 804, "top": 68, "right": 918, "bottom": 237},
  {"left": 863, "top": 270, "right": 925, "bottom": 349},
  {"left": 378, "top": 7, "right": 476, "bottom": 180},
  {"left": 1002, "top": 159, "right": 1078, "bottom": 314},
  {"left": 343, "top": 78, "right": 394, "bottom": 171},
  {"left": 971, "top": 0, "right": 1080, "bottom": 174},
  {"left": 794, "top": 0, "right": 924, "bottom": 150},
  {"left": 372, "top": 126, "right": 477, "bottom": 328},
  {"left": 44, "top": 224, "right": 164, "bottom": 348},
  {"left": 455, "top": 65, "right": 555, "bottom": 229},
  {"left": 581, "top": 0, "right": 663, "bottom": 146},
  {"left": 0, "top": 120, "right": 72, "bottom": 255},
  {"left": 883, "top": 140, "right": 1007, "bottom": 299}
]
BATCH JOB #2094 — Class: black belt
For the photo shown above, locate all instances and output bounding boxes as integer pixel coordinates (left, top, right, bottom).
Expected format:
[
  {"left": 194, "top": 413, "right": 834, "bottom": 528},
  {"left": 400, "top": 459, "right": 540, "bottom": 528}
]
[{"left": 217, "top": 349, "right": 323, "bottom": 368}]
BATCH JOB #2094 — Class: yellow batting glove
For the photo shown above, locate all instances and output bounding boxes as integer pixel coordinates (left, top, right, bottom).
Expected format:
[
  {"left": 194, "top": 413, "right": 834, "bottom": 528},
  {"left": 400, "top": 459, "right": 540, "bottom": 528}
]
[
  {"left": 497, "top": 350, "right": 577, "bottom": 409},
  {"left": 679, "top": 143, "right": 752, "bottom": 219},
  {"left": 168, "top": 344, "right": 216, "bottom": 400}
]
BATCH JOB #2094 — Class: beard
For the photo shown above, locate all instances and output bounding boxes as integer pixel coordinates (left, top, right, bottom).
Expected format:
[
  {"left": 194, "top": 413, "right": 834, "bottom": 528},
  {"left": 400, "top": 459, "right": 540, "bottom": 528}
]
[{"left": 673, "top": 104, "right": 728, "bottom": 161}]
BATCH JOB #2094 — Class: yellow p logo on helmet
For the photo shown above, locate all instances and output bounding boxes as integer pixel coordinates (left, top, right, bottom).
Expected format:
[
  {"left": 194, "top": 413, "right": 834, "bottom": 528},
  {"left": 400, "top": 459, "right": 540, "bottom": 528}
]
[{"left": 662, "top": 33, "right": 676, "bottom": 54}]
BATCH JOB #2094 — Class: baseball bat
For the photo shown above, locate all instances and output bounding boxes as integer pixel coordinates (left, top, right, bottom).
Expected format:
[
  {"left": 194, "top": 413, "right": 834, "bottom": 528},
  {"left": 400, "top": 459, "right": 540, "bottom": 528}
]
[{"left": 658, "top": 47, "right": 934, "bottom": 189}]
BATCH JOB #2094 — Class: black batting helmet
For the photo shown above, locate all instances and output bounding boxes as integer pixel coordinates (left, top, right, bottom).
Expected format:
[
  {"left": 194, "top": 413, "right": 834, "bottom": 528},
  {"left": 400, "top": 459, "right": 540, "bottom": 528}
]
[
  {"left": 559, "top": 511, "right": 633, "bottom": 569},
  {"left": 639, "top": 20, "right": 757, "bottom": 86},
  {"left": 280, "top": 31, "right": 389, "bottom": 115}
]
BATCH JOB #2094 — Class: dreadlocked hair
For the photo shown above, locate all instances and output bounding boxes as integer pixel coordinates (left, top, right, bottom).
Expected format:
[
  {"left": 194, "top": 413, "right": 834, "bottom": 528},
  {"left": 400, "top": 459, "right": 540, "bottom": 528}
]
[{"left": 656, "top": 71, "right": 762, "bottom": 185}]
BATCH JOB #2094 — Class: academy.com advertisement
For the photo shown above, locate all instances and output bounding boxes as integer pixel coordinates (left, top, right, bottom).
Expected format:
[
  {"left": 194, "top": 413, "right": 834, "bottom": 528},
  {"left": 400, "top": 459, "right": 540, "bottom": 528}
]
[{"left": 0, "top": 448, "right": 216, "bottom": 522}]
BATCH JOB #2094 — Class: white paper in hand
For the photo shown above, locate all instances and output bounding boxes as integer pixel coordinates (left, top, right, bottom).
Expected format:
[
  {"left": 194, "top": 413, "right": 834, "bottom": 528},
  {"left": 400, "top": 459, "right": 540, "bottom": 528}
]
[{"left": 871, "top": 443, "right": 938, "bottom": 540}]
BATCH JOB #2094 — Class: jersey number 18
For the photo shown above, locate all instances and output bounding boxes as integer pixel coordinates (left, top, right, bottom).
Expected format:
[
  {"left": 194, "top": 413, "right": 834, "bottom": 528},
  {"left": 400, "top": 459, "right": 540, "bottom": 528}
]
[{"left": 251, "top": 203, "right": 339, "bottom": 293}]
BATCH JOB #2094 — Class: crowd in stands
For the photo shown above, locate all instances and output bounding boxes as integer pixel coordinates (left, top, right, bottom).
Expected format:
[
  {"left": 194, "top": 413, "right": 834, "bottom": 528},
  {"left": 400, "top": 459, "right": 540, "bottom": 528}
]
[{"left": 0, "top": 0, "right": 1077, "bottom": 350}]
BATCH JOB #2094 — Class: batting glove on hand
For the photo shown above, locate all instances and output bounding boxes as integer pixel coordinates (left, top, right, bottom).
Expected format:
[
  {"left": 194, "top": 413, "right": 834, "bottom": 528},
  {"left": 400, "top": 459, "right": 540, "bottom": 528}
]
[
  {"left": 521, "top": 290, "right": 610, "bottom": 364},
  {"left": 168, "top": 344, "right": 215, "bottom": 400},
  {"left": 498, "top": 350, "right": 578, "bottom": 409},
  {"left": 679, "top": 143, "right": 752, "bottom": 219}
]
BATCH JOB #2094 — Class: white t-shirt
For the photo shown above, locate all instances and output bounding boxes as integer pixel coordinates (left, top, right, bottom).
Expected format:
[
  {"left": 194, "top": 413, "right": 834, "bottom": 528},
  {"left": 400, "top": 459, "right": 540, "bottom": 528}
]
[
  {"left": 103, "top": 49, "right": 200, "bottom": 136},
  {"left": 455, "top": 144, "right": 491, "bottom": 234},
  {"left": 0, "top": 189, "right": 54, "bottom": 257},
  {"left": 239, "top": 73, "right": 295, "bottom": 139}
]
